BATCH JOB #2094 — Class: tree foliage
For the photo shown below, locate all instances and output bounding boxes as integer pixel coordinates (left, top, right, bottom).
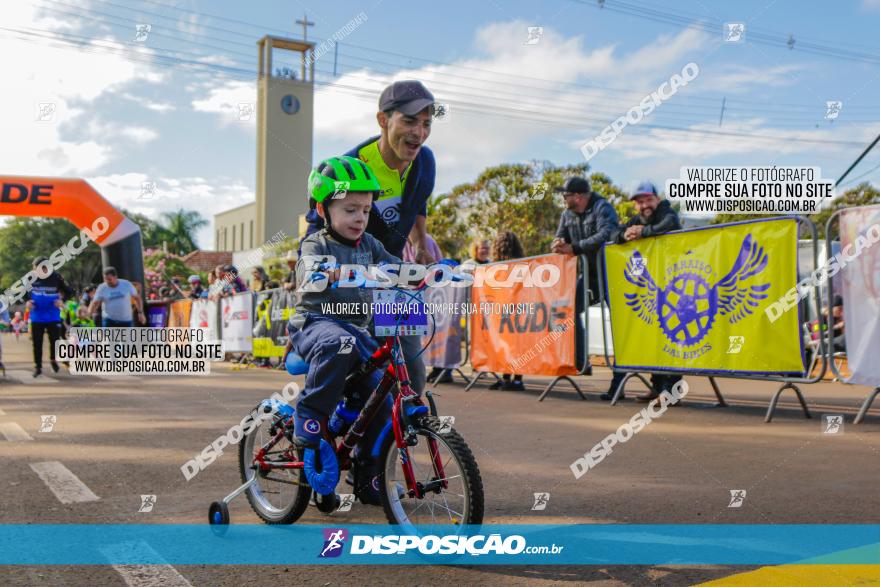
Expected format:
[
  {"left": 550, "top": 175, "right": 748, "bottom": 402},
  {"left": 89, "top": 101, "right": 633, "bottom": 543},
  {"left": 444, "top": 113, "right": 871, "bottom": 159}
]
[
  {"left": 711, "top": 183, "right": 880, "bottom": 237},
  {"left": 0, "top": 208, "right": 209, "bottom": 294},
  {"left": 427, "top": 161, "right": 635, "bottom": 260},
  {"left": 0, "top": 217, "right": 102, "bottom": 292}
]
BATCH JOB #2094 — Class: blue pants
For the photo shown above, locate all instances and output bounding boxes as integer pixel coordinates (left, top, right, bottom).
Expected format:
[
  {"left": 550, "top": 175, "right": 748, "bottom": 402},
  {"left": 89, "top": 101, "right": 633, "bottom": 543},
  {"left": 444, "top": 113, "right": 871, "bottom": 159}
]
[
  {"left": 102, "top": 318, "right": 133, "bottom": 327},
  {"left": 289, "top": 314, "right": 391, "bottom": 446}
]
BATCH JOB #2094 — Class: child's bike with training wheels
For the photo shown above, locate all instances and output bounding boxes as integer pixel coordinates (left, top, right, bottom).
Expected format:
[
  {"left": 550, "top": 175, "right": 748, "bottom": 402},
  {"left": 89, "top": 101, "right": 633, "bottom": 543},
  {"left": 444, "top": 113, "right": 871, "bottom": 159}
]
[{"left": 208, "top": 264, "right": 484, "bottom": 530}]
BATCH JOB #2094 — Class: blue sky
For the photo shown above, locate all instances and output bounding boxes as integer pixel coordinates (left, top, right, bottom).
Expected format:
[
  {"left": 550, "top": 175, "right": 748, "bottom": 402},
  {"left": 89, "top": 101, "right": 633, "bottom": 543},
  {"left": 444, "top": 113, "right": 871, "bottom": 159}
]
[{"left": 3, "top": 0, "right": 880, "bottom": 249}]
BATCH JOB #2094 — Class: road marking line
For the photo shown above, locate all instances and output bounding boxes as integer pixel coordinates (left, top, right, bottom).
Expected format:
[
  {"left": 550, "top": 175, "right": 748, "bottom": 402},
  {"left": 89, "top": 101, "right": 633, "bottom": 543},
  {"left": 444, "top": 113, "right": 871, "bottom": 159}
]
[
  {"left": 29, "top": 461, "right": 100, "bottom": 504},
  {"left": 0, "top": 422, "right": 33, "bottom": 441},
  {"left": 93, "top": 374, "right": 140, "bottom": 382},
  {"left": 102, "top": 541, "right": 193, "bottom": 587},
  {"left": 5, "top": 370, "right": 60, "bottom": 385}
]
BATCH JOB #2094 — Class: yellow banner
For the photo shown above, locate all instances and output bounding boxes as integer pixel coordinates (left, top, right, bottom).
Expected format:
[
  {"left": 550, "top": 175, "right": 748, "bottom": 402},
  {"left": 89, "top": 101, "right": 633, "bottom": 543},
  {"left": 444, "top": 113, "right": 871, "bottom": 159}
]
[{"left": 604, "top": 218, "right": 804, "bottom": 374}]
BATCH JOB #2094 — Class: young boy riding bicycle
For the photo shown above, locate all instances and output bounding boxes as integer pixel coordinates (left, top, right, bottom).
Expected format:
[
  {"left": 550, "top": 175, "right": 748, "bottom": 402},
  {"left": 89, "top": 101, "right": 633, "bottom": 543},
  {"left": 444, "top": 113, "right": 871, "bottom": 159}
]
[{"left": 286, "top": 155, "right": 405, "bottom": 504}]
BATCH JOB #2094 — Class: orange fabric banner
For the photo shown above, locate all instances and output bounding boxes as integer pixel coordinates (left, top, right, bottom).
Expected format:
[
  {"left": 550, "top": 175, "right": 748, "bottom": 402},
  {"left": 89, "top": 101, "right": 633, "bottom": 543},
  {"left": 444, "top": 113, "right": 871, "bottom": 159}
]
[
  {"left": 470, "top": 254, "right": 578, "bottom": 376},
  {"left": 167, "top": 300, "right": 192, "bottom": 328}
]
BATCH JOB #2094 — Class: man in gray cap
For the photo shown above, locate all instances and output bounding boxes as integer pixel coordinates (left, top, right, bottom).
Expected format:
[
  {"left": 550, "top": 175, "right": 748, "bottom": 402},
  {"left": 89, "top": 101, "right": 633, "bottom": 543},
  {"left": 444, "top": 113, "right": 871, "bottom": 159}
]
[{"left": 601, "top": 181, "right": 682, "bottom": 401}]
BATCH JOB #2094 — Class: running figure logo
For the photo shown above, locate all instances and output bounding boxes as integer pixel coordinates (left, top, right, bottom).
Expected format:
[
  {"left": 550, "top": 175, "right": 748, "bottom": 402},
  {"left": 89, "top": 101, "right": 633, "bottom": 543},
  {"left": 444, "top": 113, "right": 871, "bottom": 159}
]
[
  {"left": 727, "top": 335, "right": 745, "bottom": 354},
  {"left": 728, "top": 489, "right": 746, "bottom": 508},
  {"left": 338, "top": 336, "right": 355, "bottom": 355},
  {"left": 438, "top": 416, "right": 455, "bottom": 433},
  {"left": 138, "top": 495, "right": 156, "bottom": 513},
  {"left": 39, "top": 415, "right": 57, "bottom": 433},
  {"left": 337, "top": 494, "right": 355, "bottom": 512},
  {"left": 630, "top": 256, "right": 648, "bottom": 277},
  {"left": 36, "top": 103, "right": 56, "bottom": 122},
  {"left": 319, "top": 528, "right": 348, "bottom": 558},
  {"left": 332, "top": 181, "right": 350, "bottom": 199},
  {"left": 724, "top": 23, "right": 745, "bottom": 43},
  {"left": 525, "top": 26, "right": 543, "bottom": 45},
  {"left": 134, "top": 24, "right": 151, "bottom": 42},
  {"left": 825, "top": 101, "right": 843, "bottom": 120},
  {"left": 532, "top": 492, "right": 550, "bottom": 511},
  {"left": 823, "top": 414, "right": 844, "bottom": 435}
]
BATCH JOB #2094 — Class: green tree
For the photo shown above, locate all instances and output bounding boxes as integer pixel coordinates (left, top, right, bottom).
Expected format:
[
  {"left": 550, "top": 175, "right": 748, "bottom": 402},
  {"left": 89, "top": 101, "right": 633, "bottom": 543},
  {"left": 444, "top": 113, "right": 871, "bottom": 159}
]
[
  {"left": 0, "top": 218, "right": 102, "bottom": 292},
  {"left": 810, "top": 183, "right": 880, "bottom": 237},
  {"left": 160, "top": 209, "right": 209, "bottom": 256},
  {"left": 125, "top": 210, "right": 175, "bottom": 250},
  {"left": 426, "top": 161, "right": 635, "bottom": 260},
  {"left": 711, "top": 183, "right": 880, "bottom": 237}
]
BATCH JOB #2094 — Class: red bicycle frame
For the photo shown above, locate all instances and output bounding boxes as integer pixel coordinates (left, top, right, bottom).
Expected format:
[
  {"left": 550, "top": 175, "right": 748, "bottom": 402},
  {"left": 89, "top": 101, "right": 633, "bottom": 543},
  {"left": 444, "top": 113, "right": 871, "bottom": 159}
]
[{"left": 250, "top": 331, "right": 448, "bottom": 499}]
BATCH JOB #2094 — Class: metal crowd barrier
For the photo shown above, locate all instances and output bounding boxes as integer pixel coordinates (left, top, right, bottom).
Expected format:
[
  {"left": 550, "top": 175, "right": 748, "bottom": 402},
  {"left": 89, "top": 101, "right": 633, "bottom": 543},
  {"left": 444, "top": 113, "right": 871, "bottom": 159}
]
[
  {"left": 825, "top": 205, "right": 880, "bottom": 424},
  {"left": 596, "top": 216, "right": 828, "bottom": 423}
]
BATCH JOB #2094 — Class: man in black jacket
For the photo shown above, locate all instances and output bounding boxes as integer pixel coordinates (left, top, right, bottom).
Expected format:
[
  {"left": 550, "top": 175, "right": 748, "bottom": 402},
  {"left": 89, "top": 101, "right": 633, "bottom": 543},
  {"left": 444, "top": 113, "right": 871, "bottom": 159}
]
[
  {"left": 551, "top": 176, "right": 620, "bottom": 304},
  {"left": 601, "top": 182, "right": 683, "bottom": 401}
]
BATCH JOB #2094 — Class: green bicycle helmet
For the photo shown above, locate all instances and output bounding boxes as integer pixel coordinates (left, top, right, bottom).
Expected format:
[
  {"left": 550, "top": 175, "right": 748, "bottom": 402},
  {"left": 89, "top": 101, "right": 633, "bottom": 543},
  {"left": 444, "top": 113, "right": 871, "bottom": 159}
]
[{"left": 308, "top": 155, "right": 382, "bottom": 204}]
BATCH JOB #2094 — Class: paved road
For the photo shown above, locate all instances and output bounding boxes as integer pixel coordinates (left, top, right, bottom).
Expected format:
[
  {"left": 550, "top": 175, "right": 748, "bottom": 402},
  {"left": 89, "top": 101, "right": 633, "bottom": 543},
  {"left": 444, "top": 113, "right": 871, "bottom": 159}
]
[{"left": 1, "top": 333, "right": 878, "bottom": 585}]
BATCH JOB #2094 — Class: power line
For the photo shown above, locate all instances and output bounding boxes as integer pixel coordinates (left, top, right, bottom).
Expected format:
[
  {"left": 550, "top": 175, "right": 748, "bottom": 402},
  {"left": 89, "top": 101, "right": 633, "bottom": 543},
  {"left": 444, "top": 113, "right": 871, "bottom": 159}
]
[
  {"left": 36, "top": 0, "right": 880, "bottom": 113},
  {"left": 1, "top": 22, "right": 869, "bottom": 149}
]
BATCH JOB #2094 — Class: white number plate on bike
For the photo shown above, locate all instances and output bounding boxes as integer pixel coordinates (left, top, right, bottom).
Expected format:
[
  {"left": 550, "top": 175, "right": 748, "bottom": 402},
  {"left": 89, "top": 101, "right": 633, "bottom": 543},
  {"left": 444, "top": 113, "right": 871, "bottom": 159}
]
[{"left": 372, "top": 290, "right": 428, "bottom": 336}]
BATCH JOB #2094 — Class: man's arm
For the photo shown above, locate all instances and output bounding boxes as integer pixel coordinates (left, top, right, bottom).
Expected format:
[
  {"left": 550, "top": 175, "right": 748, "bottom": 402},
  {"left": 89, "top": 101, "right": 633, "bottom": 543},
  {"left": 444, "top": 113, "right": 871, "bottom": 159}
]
[
  {"left": 642, "top": 208, "right": 681, "bottom": 238},
  {"left": 572, "top": 202, "right": 619, "bottom": 254},
  {"left": 128, "top": 282, "right": 146, "bottom": 324},
  {"left": 612, "top": 215, "right": 638, "bottom": 244},
  {"left": 551, "top": 215, "right": 570, "bottom": 253},
  {"left": 407, "top": 216, "right": 435, "bottom": 265},
  {"left": 88, "top": 298, "right": 101, "bottom": 317}
]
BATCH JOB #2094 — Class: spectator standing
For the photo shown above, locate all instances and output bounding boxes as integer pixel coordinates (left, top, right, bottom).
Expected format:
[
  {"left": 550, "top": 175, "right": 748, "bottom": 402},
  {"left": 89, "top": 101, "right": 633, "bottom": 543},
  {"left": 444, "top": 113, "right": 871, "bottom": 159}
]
[
  {"left": 250, "top": 266, "right": 271, "bottom": 292},
  {"left": 601, "top": 182, "right": 682, "bottom": 401},
  {"left": 0, "top": 305, "right": 9, "bottom": 372},
  {"left": 464, "top": 238, "right": 492, "bottom": 265},
  {"left": 550, "top": 176, "right": 620, "bottom": 304},
  {"left": 283, "top": 251, "right": 298, "bottom": 291},
  {"left": 187, "top": 275, "right": 207, "bottom": 300},
  {"left": 490, "top": 231, "right": 526, "bottom": 391},
  {"left": 25, "top": 257, "right": 73, "bottom": 377},
  {"left": 89, "top": 267, "right": 146, "bottom": 328}
]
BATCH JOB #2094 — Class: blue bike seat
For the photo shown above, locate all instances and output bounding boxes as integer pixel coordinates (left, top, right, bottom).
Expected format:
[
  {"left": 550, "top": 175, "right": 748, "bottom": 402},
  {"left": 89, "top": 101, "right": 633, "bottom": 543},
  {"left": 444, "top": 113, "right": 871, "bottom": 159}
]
[{"left": 285, "top": 352, "right": 309, "bottom": 376}]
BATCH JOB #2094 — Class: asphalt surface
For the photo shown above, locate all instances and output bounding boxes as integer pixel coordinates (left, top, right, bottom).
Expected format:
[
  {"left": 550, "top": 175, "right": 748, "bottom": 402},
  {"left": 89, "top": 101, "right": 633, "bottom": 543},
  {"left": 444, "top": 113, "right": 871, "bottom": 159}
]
[{"left": 1, "top": 332, "right": 878, "bottom": 586}]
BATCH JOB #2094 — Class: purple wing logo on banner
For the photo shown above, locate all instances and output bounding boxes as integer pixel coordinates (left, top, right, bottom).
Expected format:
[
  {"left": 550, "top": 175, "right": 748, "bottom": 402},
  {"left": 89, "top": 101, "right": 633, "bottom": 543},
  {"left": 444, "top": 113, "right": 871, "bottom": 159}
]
[{"left": 624, "top": 235, "right": 770, "bottom": 346}]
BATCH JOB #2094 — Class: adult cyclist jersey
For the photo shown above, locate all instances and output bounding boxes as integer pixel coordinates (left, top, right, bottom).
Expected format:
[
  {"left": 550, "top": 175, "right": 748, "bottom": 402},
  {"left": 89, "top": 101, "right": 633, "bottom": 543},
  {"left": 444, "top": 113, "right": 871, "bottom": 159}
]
[{"left": 357, "top": 139, "right": 411, "bottom": 226}]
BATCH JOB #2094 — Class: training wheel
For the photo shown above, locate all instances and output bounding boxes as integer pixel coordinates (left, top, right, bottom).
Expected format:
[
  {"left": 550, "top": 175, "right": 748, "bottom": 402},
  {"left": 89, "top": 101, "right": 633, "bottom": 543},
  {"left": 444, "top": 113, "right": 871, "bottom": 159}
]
[{"left": 209, "top": 500, "right": 230, "bottom": 533}]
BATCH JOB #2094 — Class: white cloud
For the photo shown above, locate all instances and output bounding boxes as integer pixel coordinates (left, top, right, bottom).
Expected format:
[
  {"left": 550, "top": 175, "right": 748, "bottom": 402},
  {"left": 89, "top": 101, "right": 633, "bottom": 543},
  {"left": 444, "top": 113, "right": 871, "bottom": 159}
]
[
  {"left": 88, "top": 173, "right": 253, "bottom": 249},
  {"left": 119, "top": 126, "right": 159, "bottom": 143},
  {"left": 120, "top": 92, "right": 175, "bottom": 113},
  {"left": 309, "top": 21, "right": 714, "bottom": 191},
  {"left": 191, "top": 80, "right": 256, "bottom": 127},
  {"left": 0, "top": 3, "right": 164, "bottom": 175},
  {"left": 702, "top": 64, "right": 805, "bottom": 93}
]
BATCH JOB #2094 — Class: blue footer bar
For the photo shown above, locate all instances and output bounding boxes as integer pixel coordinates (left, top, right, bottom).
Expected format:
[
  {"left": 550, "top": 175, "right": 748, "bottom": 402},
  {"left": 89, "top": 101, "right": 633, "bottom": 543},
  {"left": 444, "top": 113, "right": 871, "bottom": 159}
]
[{"left": 0, "top": 524, "right": 878, "bottom": 565}]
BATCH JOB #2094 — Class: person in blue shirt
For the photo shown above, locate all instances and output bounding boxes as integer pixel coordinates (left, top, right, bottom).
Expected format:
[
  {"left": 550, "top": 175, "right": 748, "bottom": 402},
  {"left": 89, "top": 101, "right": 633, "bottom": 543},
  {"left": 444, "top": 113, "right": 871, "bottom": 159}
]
[{"left": 25, "top": 257, "right": 74, "bottom": 377}]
